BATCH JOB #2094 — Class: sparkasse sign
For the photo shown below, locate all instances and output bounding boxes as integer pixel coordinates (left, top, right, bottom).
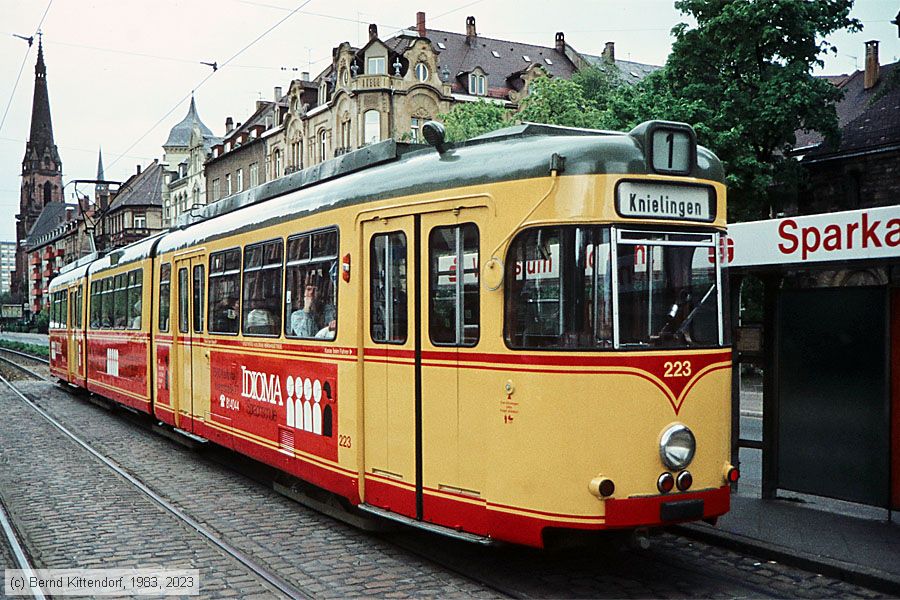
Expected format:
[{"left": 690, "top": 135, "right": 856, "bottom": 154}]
[{"left": 728, "top": 206, "right": 900, "bottom": 267}]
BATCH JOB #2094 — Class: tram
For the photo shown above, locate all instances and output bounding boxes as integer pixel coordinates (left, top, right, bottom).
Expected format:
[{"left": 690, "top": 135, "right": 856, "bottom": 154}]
[{"left": 49, "top": 120, "right": 737, "bottom": 547}]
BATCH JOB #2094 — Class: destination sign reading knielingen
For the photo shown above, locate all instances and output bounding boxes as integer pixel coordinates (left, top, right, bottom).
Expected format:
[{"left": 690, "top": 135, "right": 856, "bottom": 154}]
[{"left": 616, "top": 181, "right": 714, "bottom": 222}]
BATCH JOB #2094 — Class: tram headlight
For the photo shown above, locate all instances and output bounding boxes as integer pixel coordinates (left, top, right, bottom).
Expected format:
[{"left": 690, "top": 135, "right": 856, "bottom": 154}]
[{"left": 659, "top": 424, "right": 696, "bottom": 470}]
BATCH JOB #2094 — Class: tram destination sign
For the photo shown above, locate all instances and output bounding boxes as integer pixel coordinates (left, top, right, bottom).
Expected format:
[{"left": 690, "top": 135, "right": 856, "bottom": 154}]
[{"left": 616, "top": 181, "right": 714, "bottom": 223}]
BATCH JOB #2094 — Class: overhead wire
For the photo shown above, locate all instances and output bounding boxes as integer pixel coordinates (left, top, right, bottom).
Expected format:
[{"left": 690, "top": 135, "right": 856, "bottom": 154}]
[
  {"left": 0, "top": 0, "right": 54, "bottom": 135},
  {"left": 105, "top": 0, "right": 314, "bottom": 173}
]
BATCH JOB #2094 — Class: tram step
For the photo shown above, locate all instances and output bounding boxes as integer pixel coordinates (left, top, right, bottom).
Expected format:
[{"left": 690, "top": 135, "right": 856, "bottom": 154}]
[{"left": 357, "top": 503, "right": 494, "bottom": 545}]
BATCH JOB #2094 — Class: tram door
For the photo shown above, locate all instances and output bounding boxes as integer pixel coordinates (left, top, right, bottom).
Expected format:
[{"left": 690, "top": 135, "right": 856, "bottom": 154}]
[
  {"left": 362, "top": 209, "right": 484, "bottom": 524},
  {"left": 172, "top": 254, "right": 207, "bottom": 431},
  {"left": 419, "top": 211, "right": 485, "bottom": 526},
  {"left": 363, "top": 216, "right": 418, "bottom": 519}
]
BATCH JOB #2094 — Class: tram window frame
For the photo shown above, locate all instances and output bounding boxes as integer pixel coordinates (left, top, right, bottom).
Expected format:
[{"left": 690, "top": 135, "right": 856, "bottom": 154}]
[
  {"left": 89, "top": 281, "right": 100, "bottom": 329},
  {"left": 284, "top": 228, "right": 339, "bottom": 341},
  {"left": 370, "top": 232, "right": 408, "bottom": 344},
  {"left": 193, "top": 264, "right": 205, "bottom": 333},
  {"left": 428, "top": 223, "right": 480, "bottom": 347},
  {"left": 127, "top": 269, "right": 143, "bottom": 330},
  {"left": 101, "top": 277, "right": 114, "bottom": 328},
  {"left": 178, "top": 267, "right": 189, "bottom": 334},
  {"left": 113, "top": 273, "right": 128, "bottom": 328},
  {"left": 504, "top": 226, "right": 614, "bottom": 351},
  {"left": 159, "top": 263, "right": 171, "bottom": 332},
  {"left": 242, "top": 239, "right": 284, "bottom": 337},
  {"left": 60, "top": 290, "right": 68, "bottom": 329},
  {"left": 208, "top": 249, "right": 242, "bottom": 335},
  {"left": 74, "top": 286, "right": 83, "bottom": 329}
]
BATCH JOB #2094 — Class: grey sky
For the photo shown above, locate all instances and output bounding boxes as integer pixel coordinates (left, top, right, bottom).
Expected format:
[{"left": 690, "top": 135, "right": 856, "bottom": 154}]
[{"left": 1, "top": 0, "right": 897, "bottom": 243}]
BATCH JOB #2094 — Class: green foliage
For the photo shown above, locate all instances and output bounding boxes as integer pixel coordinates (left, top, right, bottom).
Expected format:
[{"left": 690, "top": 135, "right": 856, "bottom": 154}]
[
  {"left": 607, "top": 0, "right": 860, "bottom": 221},
  {"left": 571, "top": 64, "right": 626, "bottom": 113},
  {"left": 32, "top": 310, "right": 49, "bottom": 334},
  {"left": 517, "top": 76, "right": 605, "bottom": 128},
  {"left": 0, "top": 338, "right": 49, "bottom": 358},
  {"left": 439, "top": 100, "right": 509, "bottom": 142}
]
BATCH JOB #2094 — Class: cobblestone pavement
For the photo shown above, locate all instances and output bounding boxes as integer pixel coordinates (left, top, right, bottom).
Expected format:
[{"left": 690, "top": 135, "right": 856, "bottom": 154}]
[
  {"left": 3, "top": 378, "right": 891, "bottom": 599},
  {"left": 0, "top": 384, "right": 282, "bottom": 598}
]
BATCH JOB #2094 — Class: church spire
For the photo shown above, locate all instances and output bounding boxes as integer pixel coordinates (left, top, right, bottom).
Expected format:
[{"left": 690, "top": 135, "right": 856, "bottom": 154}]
[
  {"left": 27, "top": 35, "right": 58, "bottom": 163},
  {"left": 97, "top": 146, "right": 105, "bottom": 181}
]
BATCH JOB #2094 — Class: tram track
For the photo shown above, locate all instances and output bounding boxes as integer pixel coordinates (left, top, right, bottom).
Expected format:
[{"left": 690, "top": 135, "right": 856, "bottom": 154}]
[
  {"left": 0, "top": 351, "right": 886, "bottom": 599},
  {"left": 0, "top": 494, "right": 46, "bottom": 600},
  {"left": 0, "top": 355, "right": 313, "bottom": 600}
]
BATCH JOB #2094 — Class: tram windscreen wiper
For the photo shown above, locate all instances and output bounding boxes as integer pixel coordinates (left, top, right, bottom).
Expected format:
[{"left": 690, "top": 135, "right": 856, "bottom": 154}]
[{"left": 674, "top": 283, "right": 716, "bottom": 341}]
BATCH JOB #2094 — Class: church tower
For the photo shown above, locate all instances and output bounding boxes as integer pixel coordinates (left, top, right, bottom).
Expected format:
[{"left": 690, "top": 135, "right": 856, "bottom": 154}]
[{"left": 14, "top": 36, "right": 63, "bottom": 297}]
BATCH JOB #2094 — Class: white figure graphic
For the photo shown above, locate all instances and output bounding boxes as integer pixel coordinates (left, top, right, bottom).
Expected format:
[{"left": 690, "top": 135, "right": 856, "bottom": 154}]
[
  {"left": 295, "top": 397, "right": 304, "bottom": 431},
  {"left": 303, "top": 377, "right": 313, "bottom": 432},
  {"left": 312, "top": 379, "right": 323, "bottom": 435},
  {"left": 285, "top": 376, "right": 295, "bottom": 427}
]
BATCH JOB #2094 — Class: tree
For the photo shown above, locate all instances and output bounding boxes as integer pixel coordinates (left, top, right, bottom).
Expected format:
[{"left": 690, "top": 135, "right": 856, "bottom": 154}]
[
  {"left": 439, "top": 100, "right": 509, "bottom": 142},
  {"left": 517, "top": 76, "right": 605, "bottom": 128},
  {"left": 571, "top": 64, "right": 626, "bottom": 114},
  {"left": 607, "top": 0, "right": 861, "bottom": 221}
]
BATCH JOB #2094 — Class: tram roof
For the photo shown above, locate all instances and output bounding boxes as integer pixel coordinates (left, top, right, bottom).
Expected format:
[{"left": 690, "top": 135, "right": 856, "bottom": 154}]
[{"left": 157, "top": 125, "right": 725, "bottom": 254}]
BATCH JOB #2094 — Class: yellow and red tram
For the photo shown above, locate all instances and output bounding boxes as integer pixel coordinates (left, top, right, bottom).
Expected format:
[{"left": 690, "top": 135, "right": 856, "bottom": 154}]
[{"left": 49, "top": 120, "right": 736, "bottom": 547}]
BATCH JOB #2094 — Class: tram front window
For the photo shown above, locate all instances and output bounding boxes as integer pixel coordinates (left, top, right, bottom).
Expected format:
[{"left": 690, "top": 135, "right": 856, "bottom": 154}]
[
  {"left": 504, "top": 227, "right": 724, "bottom": 350},
  {"left": 505, "top": 226, "right": 613, "bottom": 349},
  {"left": 616, "top": 231, "right": 720, "bottom": 348}
]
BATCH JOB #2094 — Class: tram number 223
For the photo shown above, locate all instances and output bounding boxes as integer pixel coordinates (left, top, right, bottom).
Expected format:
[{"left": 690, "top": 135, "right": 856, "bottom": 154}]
[
  {"left": 663, "top": 361, "right": 692, "bottom": 378},
  {"left": 338, "top": 435, "right": 352, "bottom": 448}
]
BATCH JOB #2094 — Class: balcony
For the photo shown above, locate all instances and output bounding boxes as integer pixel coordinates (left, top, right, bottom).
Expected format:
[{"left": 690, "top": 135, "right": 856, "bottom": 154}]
[
  {"left": 30, "top": 254, "right": 41, "bottom": 266},
  {"left": 109, "top": 227, "right": 156, "bottom": 249},
  {"left": 31, "top": 268, "right": 41, "bottom": 281},
  {"left": 43, "top": 265, "right": 55, "bottom": 279},
  {"left": 42, "top": 247, "right": 55, "bottom": 260},
  {"left": 352, "top": 74, "right": 393, "bottom": 91}
]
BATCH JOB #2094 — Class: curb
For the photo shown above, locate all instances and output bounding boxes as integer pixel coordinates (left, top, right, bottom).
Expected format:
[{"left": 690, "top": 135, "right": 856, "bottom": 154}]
[{"left": 674, "top": 523, "right": 900, "bottom": 596}]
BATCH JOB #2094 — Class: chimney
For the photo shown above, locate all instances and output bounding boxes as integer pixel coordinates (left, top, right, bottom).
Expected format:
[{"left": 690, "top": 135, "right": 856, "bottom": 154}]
[
  {"left": 274, "top": 86, "right": 282, "bottom": 101},
  {"left": 466, "top": 16, "right": 476, "bottom": 45},
  {"left": 236, "top": 122, "right": 242, "bottom": 130},
  {"left": 602, "top": 41, "right": 615, "bottom": 63},
  {"left": 417, "top": 11, "right": 426, "bottom": 37},
  {"left": 225, "top": 116, "right": 233, "bottom": 133},
  {"left": 136, "top": 164, "right": 141, "bottom": 175},
  {"left": 369, "top": 23, "right": 378, "bottom": 40},
  {"left": 864, "top": 40, "right": 880, "bottom": 90},
  {"left": 301, "top": 71, "right": 309, "bottom": 81},
  {"left": 555, "top": 32, "right": 565, "bottom": 53}
]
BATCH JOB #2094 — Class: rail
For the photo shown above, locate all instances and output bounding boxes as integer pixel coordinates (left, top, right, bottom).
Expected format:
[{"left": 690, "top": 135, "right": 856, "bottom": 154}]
[{"left": 0, "top": 357, "right": 312, "bottom": 600}]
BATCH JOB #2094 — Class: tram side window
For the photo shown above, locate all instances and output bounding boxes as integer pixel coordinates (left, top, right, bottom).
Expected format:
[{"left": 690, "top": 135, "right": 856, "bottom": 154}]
[
  {"left": 370, "top": 232, "right": 407, "bottom": 344},
  {"left": 113, "top": 273, "right": 128, "bottom": 328},
  {"left": 285, "top": 229, "right": 338, "bottom": 340},
  {"left": 75, "top": 286, "right": 83, "bottom": 329},
  {"left": 159, "top": 263, "right": 171, "bottom": 332},
  {"left": 90, "top": 281, "right": 100, "bottom": 329},
  {"left": 193, "top": 264, "right": 205, "bottom": 333},
  {"left": 178, "top": 268, "right": 189, "bottom": 334},
  {"left": 101, "top": 277, "right": 114, "bottom": 328},
  {"left": 208, "top": 249, "right": 241, "bottom": 335},
  {"left": 127, "top": 269, "right": 142, "bottom": 330},
  {"left": 505, "top": 226, "right": 613, "bottom": 350},
  {"left": 60, "top": 291, "right": 68, "bottom": 329},
  {"left": 429, "top": 224, "right": 479, "bottom": 346},
  {"left": 242, "top": 239, "right": 283, "bottom": 336}
]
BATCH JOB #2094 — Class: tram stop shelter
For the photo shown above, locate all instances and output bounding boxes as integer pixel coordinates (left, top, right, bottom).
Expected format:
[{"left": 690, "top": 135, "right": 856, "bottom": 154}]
[{"left": 727, "top": 205, "right": 900, "bottom": 515}]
